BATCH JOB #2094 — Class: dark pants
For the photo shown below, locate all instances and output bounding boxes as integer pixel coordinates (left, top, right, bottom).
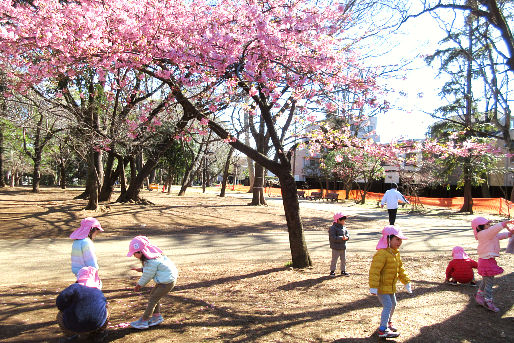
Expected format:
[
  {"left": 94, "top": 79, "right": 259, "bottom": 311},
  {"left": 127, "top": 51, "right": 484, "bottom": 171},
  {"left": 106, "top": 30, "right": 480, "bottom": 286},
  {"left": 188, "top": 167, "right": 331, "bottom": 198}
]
[
  {"left": 57, "top": 309, "right": 109, "bottom": 338},
  {"left": 388, "top": 209, "right": 397, "bottom": 225}
]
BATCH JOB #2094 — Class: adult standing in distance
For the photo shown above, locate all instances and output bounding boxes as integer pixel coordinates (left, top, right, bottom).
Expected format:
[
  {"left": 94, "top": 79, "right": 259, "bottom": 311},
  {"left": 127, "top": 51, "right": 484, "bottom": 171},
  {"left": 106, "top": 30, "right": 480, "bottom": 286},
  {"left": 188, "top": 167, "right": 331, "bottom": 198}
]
[{"left": 380, "top": 183, "right": 409, "bottom": 225}]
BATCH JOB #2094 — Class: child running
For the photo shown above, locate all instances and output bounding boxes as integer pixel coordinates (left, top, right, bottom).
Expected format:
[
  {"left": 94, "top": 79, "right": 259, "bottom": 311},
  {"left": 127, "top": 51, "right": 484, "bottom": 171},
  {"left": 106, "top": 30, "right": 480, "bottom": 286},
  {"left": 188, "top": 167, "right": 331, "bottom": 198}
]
[
  {"left": 328, "top": 212, "right": 350, "bottom": 276},
  {"left": 70, "top": 217, "right": 104, "bottom": 276},
  {"left": 127, "top": 236, "right": 178, "bottom": 329},
  {"left": 369, "top": 226, "right": 412, "bottom": 339},
  {"left": 445, "top": 246, "right": 478, "bottom": 286},
  {"left": 471, "top": 217, "right": 514, "bottom": 312}
]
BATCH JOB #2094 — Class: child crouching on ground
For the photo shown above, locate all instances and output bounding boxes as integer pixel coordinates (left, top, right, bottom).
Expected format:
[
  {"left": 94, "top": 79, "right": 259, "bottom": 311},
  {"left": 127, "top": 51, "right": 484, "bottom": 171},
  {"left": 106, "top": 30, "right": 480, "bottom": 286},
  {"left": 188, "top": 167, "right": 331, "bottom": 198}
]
[
  {"left": 445, "top": 246, "right": 478, "bottom": 285},
  {"left": 369, "top": 226, "right": 412, "bottom": 339},
  {"left": 56, "top": 266, "right": 108, "bottom": 343},
  {"left": 128, "top": 236, "right": 178, "bottom": 329}
]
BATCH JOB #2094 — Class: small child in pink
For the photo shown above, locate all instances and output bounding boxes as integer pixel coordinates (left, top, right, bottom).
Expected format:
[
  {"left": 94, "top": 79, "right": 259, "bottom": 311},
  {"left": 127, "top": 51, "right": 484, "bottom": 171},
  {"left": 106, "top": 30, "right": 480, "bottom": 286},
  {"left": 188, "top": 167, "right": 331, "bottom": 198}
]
[
  {"left": 471, "top": 217, "right": 514, "bottom": 312},
  {"left": 445, "top": 246, "right": 477, "bottom": 285}
]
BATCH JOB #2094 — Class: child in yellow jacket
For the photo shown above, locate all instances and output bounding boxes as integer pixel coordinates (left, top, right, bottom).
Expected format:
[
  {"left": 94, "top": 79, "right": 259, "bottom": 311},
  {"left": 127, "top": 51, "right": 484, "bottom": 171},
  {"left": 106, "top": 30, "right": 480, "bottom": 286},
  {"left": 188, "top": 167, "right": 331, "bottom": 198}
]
[{"left": 369, "top": 226, "right": 412, "bottom": 339}]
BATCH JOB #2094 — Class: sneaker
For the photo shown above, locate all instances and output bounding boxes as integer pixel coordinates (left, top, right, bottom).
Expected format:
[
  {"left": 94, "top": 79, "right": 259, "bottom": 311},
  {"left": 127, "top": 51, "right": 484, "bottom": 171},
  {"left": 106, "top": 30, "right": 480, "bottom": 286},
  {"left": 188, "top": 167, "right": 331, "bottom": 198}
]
[
  {"left": 341, "top": 271, "right": 350, "bottom": 276},
  {"left": 469, "top": 281, "right": 477, "bottom": 287},
  {"left": 329, "top": 271, "right": 336, "bottom": 276},
  {"left": 388, "top": 322, "right": 397, "bottom": 332},
  {"left": 148, "top": 314, "right": 164, "bottom": 326},
  {"left": 130, "top": 318, "right": 149, "bottom": 330},
  {"left": 448, "top": 281, "right": 457, "bottom": 286},
  {"left": 483, "top": 299, "right": 500, "bottom": 312},
  {"left": 475, "top": 292, "right": 485, "bottom": 306},
  {"left": 378, "top": 328, "right": 400, "bottom": 338}
]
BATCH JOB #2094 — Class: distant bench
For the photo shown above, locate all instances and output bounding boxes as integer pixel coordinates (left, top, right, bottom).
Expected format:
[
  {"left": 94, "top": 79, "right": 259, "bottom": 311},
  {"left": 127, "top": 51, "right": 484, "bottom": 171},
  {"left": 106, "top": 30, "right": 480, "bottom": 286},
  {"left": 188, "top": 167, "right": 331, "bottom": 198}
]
[
  {"left": 324, "top": 193, "right": 339, "bottom": 202},
  {"left": 297, "top": 191, "right": 306, "bottom": 199},
  {"left": 306, "top": 191, "right": 323, "bottom": 201},
  {"left": 148, "top": 183, "right": 159, "bottom": 190}
]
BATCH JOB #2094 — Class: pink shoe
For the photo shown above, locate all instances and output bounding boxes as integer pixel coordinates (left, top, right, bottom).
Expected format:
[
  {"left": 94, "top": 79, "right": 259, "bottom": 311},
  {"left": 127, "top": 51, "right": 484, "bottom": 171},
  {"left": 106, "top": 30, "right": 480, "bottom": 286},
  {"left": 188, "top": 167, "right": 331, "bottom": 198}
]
[
  {"left": 475, "top": 293, "right": 485, "bottom": 306},
  {"left": 483, "top": 299, "right": 499, "bottom": 312}
]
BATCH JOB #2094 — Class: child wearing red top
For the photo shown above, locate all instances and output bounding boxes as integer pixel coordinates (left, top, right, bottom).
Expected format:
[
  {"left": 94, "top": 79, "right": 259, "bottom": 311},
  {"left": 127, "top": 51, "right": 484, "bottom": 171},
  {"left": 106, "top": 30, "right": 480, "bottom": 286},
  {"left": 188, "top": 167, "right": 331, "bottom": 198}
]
[{"left": 445, "top": 246, "right": 477, "bottom": 285}]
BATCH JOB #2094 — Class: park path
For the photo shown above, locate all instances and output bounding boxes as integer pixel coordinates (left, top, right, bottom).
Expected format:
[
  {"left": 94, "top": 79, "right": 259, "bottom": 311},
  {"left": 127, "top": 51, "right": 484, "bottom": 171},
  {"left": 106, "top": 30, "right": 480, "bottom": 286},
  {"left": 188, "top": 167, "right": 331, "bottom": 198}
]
[{"left": 2, "top": 192, "right": 498, "bottom": 287}]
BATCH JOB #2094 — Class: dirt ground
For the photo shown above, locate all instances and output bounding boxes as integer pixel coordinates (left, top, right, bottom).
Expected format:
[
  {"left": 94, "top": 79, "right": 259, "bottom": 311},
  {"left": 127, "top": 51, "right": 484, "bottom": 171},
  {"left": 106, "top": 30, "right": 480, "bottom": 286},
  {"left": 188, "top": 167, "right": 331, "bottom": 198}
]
[{"left": 0, "top": 186, "right": 512, "bottom": 343}]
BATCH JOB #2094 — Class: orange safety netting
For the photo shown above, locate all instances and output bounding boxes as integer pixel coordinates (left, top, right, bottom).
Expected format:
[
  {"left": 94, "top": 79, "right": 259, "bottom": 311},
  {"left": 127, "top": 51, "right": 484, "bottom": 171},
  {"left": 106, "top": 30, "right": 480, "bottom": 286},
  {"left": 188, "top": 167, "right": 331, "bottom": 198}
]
[{"left": 229, "top": 185, "right": 512, "bottom": 216}]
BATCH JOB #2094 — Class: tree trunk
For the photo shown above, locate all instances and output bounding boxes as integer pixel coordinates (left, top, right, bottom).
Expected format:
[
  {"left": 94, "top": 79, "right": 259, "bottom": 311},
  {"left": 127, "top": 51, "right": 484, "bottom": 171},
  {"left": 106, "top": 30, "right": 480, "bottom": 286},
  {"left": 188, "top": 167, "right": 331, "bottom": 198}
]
[
  {"left": 0, "top": 70, "right": 6, "bottom": 188},
  {"left": 85, "top": 151, "right": 99, "bottom": 210},
  {"left": 250, "top": 163, "right": 267, "bottom": 205},
  {"left": 99, "top": 152, "right": 124, "bottom": 202},
  {"left": 120, "top": 158, "right": 127, "bottom": 197},
  {"left": 344, "top": 181, "right": 352, "bottom": 200},
  {"left": 149, "top": 168, "right": 156, "bottom": 185},
  {"left": 59, "top": 163, "right": 66, "bottom": 189},
  {"left": 117, "top": 150, "right": 161, "bottom": 203},
  {"left": 129, "top": 158, "right": 137, "bottom": 185},
  {"left": 246, "top": 159, "right": 255, "bottom": 193},
  {"left": 0, "top": 117, "right": 5, "bottom": 188},
  {"left": 166, "top": 164, "right": 173, "bottom": 194},
  {"left": 460, "top": 13, "right": 474, "bottom": 213},
  {"left": 202, "top": 155, "right": 207, "bottom": 193},
  {"left": 459, "top": 162, "right": 474, "bottom": 213},
  {"left": 178, "top": 162, "right": 195, "bottom": 196},
  {"left": 93, "top": 150, "right": 104, "bottom": 191},
  {"left": 244, "top": 109, "right": 255, "bottom": 193},
  {"left": 278, "top": 172, "right": 312, "bottom": 268},
  {"left": 32, "top": 149, "right": 41, "bottom": 193},
  {"left": 220, "top": 146, "right": 234, "bottom": 197},
  {"left": 98, "top": 151, "right": 116, "bottom": 202},
  {"left": 75, "top": 177, "right": 90, "bottom": 199}
]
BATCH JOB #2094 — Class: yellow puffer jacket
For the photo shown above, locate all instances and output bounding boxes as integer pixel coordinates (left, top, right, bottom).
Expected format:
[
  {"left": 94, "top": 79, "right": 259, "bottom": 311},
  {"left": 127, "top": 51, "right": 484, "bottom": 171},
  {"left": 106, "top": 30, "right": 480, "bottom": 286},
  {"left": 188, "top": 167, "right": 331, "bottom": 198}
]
[{"left": 369, "top": 248, "right": 410, "bottom": 294}]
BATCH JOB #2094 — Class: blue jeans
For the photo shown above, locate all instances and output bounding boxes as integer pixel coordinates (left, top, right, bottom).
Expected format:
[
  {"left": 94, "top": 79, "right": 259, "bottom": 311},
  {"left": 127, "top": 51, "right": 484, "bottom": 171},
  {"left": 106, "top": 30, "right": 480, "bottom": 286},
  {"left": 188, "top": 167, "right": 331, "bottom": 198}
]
[{"left": 377, "top": 293, "right": 397, "bottom": 330}]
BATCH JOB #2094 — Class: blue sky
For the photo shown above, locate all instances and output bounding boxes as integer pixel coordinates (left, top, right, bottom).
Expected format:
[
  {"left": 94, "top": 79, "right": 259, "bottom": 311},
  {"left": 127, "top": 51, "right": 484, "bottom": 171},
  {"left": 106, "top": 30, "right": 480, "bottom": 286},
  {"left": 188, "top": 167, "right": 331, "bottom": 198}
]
[{"left": 374, "top": 9, "right": 447, "bottom": 143}]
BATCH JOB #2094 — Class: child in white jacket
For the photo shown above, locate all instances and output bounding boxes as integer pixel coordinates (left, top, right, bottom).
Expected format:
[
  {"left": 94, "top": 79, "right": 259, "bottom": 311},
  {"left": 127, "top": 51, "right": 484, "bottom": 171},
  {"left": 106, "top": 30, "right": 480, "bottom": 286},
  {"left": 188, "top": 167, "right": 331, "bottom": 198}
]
[{"left": 127, "top": 236, "right": 178, "bottom": 329}]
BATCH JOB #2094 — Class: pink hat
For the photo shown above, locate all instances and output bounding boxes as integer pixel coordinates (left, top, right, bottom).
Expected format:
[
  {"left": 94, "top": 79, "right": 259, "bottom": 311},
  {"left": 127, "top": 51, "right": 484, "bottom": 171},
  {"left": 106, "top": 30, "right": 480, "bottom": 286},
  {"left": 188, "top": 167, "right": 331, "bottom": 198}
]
[
  {"left": 471, "top": 217, "right": 491, "bottom": 240},
  {"left": 376, "top": 225, "right": 408, "bottom": 250},
  {"left": 127, "top": 236, "right": 163, "bottom": 259},
  {"left": 452, "top": 246, "right": 469, "bottom": 260},
  {"left": 69, "top": 217, "right": 104, "bottom": 240},
  {"left": 76, "top": 266, "right": 101, "bottom": 289},
  {"left": 333, "top": 212, "right": 348, "bottom": 223}
]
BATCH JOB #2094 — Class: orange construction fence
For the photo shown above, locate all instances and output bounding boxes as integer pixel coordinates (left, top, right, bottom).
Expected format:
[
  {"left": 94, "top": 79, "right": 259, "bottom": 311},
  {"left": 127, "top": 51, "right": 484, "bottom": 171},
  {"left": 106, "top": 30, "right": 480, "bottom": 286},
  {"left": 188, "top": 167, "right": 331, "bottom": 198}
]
[{"left": 228, "top": 185, "right": 512, "bottom": 216}]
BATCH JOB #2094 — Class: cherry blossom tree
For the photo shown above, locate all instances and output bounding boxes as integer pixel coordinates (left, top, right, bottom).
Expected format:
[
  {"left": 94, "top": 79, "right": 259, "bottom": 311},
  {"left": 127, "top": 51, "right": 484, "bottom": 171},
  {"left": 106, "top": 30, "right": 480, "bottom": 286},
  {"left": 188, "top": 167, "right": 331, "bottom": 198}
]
[
  {"left": 0, "top": 0, "right": 386, "bottom": 268},
  {"left": 305, "top": 124, "right": 393, "bottom": 203},
  {"left": 422, "top": 131, "right": 504, "bottom": 213}
]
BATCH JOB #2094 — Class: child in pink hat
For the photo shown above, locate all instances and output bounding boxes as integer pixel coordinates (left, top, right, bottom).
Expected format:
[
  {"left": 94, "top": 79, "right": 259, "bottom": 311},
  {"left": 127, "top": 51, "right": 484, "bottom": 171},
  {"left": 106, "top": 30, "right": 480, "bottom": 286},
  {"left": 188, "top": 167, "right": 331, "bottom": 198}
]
[
  {"left": 328, "top": 212, "right": 350, "bottom": 276},
  {"left": 445, "top": 246, "right": 478, "bottom": 285},
  {"left": 471, "top": 217, "right": 514, "bottom": 312},
  {"left": 70, "top": 217, "right": 104, "bottom": 276},
  {"left": 56, "top": 266, "right": 109, "bottom": 342},
  {"left": 127, "top": 236, "right": 178, "bottom": 330},
  {"left": 369, "top": 226, "right": 412, "bottom": 339}
]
